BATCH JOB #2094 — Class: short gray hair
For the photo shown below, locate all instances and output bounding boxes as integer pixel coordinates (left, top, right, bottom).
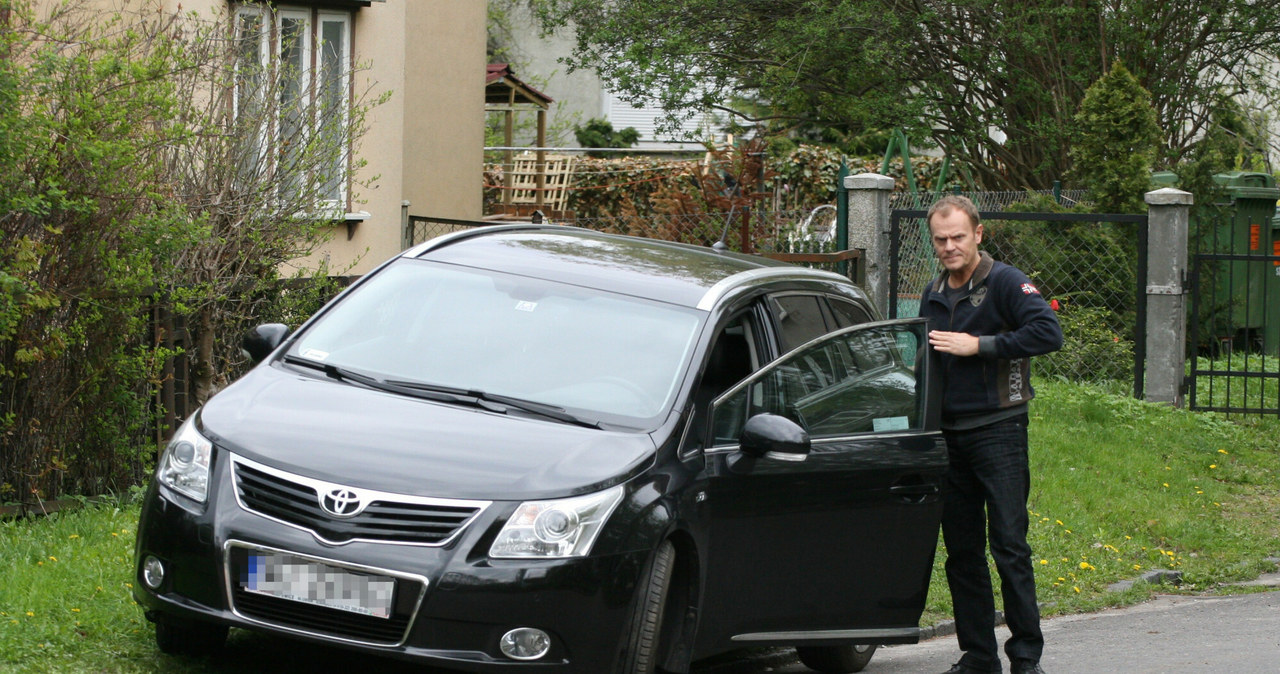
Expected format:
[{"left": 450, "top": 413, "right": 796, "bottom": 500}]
[{"left": 927, "top": 195, "right": 980, "bottom": 230}]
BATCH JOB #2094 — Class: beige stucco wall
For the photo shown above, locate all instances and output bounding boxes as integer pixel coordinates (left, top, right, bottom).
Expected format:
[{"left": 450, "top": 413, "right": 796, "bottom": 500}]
[{"left": 37, "top": 0, "right": 486, "bottom": 276}]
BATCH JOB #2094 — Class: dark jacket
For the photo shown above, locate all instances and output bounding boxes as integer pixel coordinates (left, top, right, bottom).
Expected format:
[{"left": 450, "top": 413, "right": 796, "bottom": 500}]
[{"left": 919, "top": 252, "right": 1063, "bottom": 425}]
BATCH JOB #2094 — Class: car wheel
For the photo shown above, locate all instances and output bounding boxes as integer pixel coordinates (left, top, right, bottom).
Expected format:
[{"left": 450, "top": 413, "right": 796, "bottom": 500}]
[
  {"left": 154, "top": 614, "right": 227, "bottom": 657},
  {"left": 796, "top": 644, "right": 878, "bottom": 673},
  {"left": 617, "top": 540, "right": 675, "bottom": 674}
]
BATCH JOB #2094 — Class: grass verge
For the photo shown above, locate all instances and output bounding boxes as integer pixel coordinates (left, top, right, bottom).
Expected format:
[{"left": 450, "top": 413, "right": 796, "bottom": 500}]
[{"left": 2, "top": 380, "right": 1278, "bottom": 672}]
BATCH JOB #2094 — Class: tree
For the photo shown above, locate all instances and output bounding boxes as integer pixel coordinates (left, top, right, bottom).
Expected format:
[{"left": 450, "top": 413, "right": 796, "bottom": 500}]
[
  {"left": 0, "top": 0, "right": 380, "bottom": 502},
  {"left": 1069, "top": 62, "right": 1162, "bottom": 214},
  {"left": 531, "top": 0, "right": 1280, "bottom": 190}
]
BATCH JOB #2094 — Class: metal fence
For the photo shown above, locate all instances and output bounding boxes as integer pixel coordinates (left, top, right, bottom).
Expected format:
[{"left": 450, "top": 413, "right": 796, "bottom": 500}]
[{"left": 889, "top": 192, "right": 1149, "bottom": 392}]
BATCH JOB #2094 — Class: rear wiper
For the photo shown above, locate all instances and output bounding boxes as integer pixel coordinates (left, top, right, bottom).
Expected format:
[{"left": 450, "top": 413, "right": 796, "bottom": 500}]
[{"left": 386, "top": 379, "right": 601, "bottom": 429}]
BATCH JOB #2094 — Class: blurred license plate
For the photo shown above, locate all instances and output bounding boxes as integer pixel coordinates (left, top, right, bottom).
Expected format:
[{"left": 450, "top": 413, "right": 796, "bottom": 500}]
[{"left": 242, "top": 552, "right": 395, "bottom": 619}]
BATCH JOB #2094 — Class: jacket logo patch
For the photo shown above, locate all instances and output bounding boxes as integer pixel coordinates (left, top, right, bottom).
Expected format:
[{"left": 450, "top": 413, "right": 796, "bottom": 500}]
[
  {"left": 969, "top": 287, "right": 987, "bottom": 307},
  {"left": 1008, "top": 359, "right": 1024, "bottom": 402},
  {"left": 1021, "top": 283, "right": 1040, "bottom": 295}
]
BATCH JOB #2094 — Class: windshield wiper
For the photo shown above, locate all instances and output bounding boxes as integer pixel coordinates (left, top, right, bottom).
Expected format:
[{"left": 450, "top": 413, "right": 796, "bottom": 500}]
[
  {"left": 283, "top": 356, "right": 476, "bottom": 406},
  {"left": 386, "top": 378, "right": 602, "bottom": 429},
  {"left": 282, "top": 356, "right": 600, "bottom": 429}
]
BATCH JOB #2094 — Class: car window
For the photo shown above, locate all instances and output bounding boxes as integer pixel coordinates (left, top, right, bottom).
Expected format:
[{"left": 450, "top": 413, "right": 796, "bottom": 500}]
[
  {"left": 289, "top": 259, "right": 705, "bottom": 426},
  {"left": 767, "top": 294, "right": 829, "bottom": 352},
  {"left": 709, "top": 320, "right": 927, "bottom": 445},
  {"left": 827, "top": 298, "right": 874, "bottom": 328}
]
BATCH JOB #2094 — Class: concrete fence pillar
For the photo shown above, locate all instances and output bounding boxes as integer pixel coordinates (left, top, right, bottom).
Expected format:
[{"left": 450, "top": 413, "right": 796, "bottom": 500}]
[
  {"left": 845, "top": 173, "right": 895, "bottom": 316},
  {"left": 1144, "top": 188, "right": 1193, "bottom": 406}
]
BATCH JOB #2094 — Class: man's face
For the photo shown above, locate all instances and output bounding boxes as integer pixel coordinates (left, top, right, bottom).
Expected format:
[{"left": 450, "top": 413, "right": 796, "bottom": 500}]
[{"left": 929, "top": 207, "right": 983, "bottom": 278}]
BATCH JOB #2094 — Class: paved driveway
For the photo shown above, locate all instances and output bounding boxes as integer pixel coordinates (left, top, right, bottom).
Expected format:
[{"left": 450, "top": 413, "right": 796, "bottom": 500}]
[{"left": 698, "top": 588, "right": 1280, "bottom": 673}]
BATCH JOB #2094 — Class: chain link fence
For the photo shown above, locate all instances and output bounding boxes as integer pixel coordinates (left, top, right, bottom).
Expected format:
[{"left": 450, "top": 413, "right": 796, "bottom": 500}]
[{"left": 890, "top": 191, "right": 1146, "bottom": 388}]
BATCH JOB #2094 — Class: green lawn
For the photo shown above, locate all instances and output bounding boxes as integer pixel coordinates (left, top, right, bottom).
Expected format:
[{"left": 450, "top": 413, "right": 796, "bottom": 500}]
[{"left": 3, "top": 379, "right": 1279, "bottom": 672}]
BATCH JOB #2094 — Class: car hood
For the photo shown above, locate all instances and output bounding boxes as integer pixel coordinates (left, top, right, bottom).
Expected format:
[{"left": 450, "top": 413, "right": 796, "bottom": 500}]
[{"left": 198, "top": 364, "right": 656, "bottom": 501}]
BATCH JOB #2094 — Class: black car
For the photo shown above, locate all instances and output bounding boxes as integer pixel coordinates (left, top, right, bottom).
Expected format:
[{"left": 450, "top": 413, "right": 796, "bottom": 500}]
[{"left": 134, "top": 225, "right": 946, "bottom": 673}]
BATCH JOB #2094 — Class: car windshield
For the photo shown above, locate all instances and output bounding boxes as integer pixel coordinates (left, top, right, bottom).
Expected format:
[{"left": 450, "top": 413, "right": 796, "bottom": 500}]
[{"left": 287, "top": 259, "right": 705, "bottom": 427}]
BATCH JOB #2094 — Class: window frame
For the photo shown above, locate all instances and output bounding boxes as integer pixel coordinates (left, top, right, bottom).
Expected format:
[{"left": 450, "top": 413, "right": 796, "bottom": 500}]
[
  {"left": 707, "top": 317, "right": 932, "bottom": 448},
  {"left": 232, "top": 3, "right": 354, "bottom": 215}
]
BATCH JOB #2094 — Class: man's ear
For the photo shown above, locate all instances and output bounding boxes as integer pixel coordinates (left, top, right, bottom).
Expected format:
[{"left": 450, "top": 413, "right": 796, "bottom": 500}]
[{"left": 974, "top": 223, "right": 983, "bottom": 244}]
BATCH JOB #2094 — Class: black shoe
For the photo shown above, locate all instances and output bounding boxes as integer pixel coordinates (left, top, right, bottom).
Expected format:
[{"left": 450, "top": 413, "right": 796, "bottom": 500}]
[
  {"left": 940, "top": 663, "right": 1001, "bottom": 674},
  {"left": 1011, "top": 660, "right": 1045, "bottom": 674}
]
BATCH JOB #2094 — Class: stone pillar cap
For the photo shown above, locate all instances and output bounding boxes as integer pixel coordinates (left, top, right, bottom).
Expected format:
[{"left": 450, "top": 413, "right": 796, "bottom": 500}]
[
  {"left": 1145, "top": 187, "right": 1193, "bottom": 206},
  {"left": 844, "top": 173, "right": 895, "bottom": 191}
]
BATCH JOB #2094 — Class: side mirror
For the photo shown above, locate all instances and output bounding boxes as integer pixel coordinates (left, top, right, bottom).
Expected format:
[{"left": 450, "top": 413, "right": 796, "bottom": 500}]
[
  {"left": 739, "top": 413, "right": 810, "bottom": 462},
  {"left": 241, "top": 323, "right": 290, "bottom": 363}
]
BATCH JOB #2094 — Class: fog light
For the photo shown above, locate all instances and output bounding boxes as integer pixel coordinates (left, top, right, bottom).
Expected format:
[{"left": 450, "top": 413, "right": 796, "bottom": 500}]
[
  {"left": 499, "top": 627, "right": 551, "bottom": 660},
  {"left": 142, "top": 556, "right": 165, "bottom": 589}
]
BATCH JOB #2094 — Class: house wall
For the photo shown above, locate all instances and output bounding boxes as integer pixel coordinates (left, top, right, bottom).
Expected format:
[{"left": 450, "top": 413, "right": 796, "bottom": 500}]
[
  {"left": 495, "top": 1, "right": 717, "bottom": 149},
  {"left": 35, "top": 0, "right": 486, "bottom": 276}
]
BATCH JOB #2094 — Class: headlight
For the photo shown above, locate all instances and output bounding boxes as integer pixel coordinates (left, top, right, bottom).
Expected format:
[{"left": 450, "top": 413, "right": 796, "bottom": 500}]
[
  {"left": 157, "top": 414, "right": 213, "bottom": 503},
  {"left": 489, "top": 485, "right": 625, "bottom": 559}
]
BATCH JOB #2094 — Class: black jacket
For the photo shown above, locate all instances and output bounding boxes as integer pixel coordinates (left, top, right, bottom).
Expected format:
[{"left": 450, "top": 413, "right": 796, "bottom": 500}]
[{"left": 919, "top": 252, "right": 1063, "bottom": 425}]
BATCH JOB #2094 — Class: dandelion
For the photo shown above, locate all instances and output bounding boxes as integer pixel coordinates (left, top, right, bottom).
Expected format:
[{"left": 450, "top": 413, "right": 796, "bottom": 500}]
[
  {"left": 1125, "top": 535, "right": 1132, "bottom": 540},
  {"left": 1065, "top": 529, "right": 1072, "bottom": 534},
  {"left": 1039, "top": 559, "right": 1048, "bottom": 565},
  {"left": 36, "top": 561, "right": 43, "bottom": 566},
  {"left": 68, "top": 534, "right": 79, "bottom": 540},
  {"left": 71, "top": 608, "right": 80, "bottom": 613},
  {"left": 48, "top": 556, "right": 56, "bottom": 562},
  {"left": 1079, "top": 562, "right": 1095, "bottom": 570},
  {"left": 1209, "top": 464, "right": 1217, "bottom": 469},
  {"left": 1056, "top": 520, "right": 1064, "bottom": 526},
  {"left": 26, "top": 612, "right": 33, "bottom": 617},
  {"left": 125, "top": 583, "right": 133, "bottom": 589},
  {"left": 111, "top": 532, "right": 118, "bottom": 537},
  {"left": 1057, "top": 577, "right": 1066, "bottom": 582},
  {"left": 1218, "top": 449, "right": 1228, "bottom": 454},
  {"left": 1162, "top": 483, "right": 1169, "bottom": 488},
  {"left": 1196, "top": 490, "right": 1203, "bottom": 495},
  {"left": 1133, "top": 564, "right": 1142, "bottom": 570},
  {"left": 1104, "top": 544, "right": 1119, "bottom": 552},
  {"left": 1073, "top": 586, "right": 1081, "bottom": 593}
]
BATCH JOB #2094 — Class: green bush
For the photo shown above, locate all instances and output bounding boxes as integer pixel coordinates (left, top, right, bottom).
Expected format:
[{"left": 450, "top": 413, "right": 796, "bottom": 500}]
[{"left": 1040, "top": 305, "right": 1134, "bottom": 382}]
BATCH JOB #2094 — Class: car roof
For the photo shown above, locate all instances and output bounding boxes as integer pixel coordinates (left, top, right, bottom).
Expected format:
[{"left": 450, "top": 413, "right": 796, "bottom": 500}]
[{"left": 406, "top": 225, "right": 858, "bottom": 309}]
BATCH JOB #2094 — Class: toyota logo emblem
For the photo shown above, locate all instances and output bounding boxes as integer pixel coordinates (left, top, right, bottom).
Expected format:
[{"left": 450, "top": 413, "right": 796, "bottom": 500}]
[{"left": 320, "top": 488, "right": 362, "bottom": 518}]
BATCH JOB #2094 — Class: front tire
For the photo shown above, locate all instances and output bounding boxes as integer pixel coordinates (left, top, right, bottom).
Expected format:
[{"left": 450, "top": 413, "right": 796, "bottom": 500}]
[
  {"left": 617, "top": 540, "right": 675, "bottom": 674},
  {"left": 796, "top": 644, "right": 878, "bottom": 673}
]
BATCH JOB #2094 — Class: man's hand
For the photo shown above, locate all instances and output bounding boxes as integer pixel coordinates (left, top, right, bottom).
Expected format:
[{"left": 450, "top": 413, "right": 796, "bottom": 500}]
[{"left": 929, "top": 330, "right": 980, "bottom": 357}]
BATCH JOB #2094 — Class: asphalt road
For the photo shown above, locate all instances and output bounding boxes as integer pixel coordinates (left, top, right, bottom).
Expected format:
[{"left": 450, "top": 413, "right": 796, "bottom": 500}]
[{"left": 697, "top": 587, "right": 1280, "bottom": 674}]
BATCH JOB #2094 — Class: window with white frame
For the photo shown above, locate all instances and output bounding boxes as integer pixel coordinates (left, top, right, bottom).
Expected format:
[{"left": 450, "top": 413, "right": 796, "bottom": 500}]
[{"left": 234, "top": 3, "right": 352, "bottom": 214}]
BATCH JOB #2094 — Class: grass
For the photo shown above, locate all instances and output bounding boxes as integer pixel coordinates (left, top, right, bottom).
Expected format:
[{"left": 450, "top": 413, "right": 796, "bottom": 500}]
[{"left": 3, "top": 380, "right": 1279, "bottom": 672}]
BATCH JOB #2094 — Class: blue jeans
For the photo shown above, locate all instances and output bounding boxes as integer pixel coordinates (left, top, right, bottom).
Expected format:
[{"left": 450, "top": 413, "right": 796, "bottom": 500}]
[{"left": 942, "top": 414, "right": 1043, "bottom": 671}]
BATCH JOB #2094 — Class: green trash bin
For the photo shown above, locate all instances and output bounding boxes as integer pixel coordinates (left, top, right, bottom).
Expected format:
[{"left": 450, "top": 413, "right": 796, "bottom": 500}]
[
  {"left": 1151, "top": 171, "right": 1279, "bottom": 350},
  {"left": 1211, "top": 172, "right": 1278, "bottom": 350}
]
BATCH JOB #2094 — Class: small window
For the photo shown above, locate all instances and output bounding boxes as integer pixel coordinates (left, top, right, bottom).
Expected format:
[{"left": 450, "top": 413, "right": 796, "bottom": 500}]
[
  {"left": 827, "top": 298, "right": 874, "bottom": 328},
  {"left": 768, "top": 295, "right": 829, "bottom": 352},
  {"left": 234, "top": 3, "right": 353, "bottom": 213},
  {"left": 710, "top": 321, "right": 926, "bottom": 443}
]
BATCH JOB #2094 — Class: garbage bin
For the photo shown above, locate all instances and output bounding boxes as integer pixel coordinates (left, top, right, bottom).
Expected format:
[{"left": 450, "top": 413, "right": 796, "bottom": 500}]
[
  {"left": 1151, "top": 171, "right": 1279, "bottom": 350},
  {"left": 1212, "top": 172, "right": 1278, "bottom": 350}
]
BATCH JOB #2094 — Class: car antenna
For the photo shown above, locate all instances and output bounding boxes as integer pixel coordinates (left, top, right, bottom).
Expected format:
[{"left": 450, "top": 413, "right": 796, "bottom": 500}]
[{"left": 712, "top": 172, "right": 740, "bottom": 252}]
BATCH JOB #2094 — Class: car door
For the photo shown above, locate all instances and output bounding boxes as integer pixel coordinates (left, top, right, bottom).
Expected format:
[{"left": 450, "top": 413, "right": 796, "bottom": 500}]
[{"left": 695, "top": 317, "right": 945, "bottom": 650}]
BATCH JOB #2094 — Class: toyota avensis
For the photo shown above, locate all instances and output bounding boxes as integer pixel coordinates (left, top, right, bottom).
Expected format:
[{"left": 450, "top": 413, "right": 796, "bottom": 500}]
[{"left": 134, "top": 225, "right": 947, "bottom": 673}]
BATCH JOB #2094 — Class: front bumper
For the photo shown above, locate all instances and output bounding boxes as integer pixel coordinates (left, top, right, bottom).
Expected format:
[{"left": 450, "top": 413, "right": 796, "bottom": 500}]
[{"left": 133, "top": 460, "right": 649, "bottom": 672}]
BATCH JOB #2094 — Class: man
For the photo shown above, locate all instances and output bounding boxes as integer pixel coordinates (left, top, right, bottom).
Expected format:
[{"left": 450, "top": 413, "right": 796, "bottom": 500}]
[{"left": 920, "top": 196, "right": 1063, "bottom": 674}]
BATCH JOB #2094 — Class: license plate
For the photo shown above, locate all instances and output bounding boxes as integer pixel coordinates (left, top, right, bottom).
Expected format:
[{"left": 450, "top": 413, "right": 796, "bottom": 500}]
[{"left": 241, "top": 552, "right": 396, "bottom": 619}]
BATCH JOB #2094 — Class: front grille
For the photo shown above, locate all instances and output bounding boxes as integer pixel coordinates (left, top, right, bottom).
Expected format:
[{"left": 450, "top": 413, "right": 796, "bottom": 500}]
[
  {"left": 225, "top": 545, "right": 421, "bottom": 645},
  {"left": 231, "top": 456, "right": 488, "bottom": 546}
]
